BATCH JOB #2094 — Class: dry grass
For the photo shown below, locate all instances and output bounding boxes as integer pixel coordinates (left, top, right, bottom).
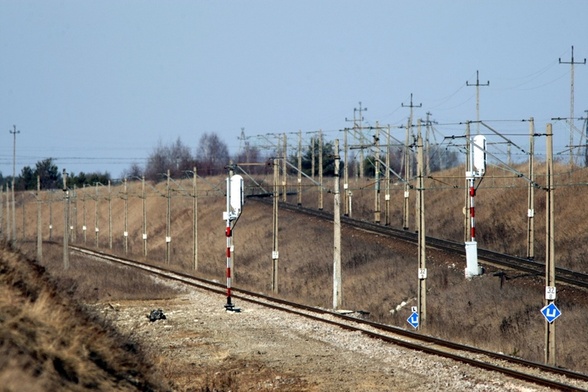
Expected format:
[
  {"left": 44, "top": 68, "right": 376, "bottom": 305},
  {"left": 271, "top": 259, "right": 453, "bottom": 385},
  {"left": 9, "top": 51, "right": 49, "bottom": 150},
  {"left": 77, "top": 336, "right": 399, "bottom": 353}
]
[
  {"left": 0, "top": 242, "right": 170, "bottom": 391},
  {"left": 8, "top": 161, "right": 588, "bottom": 373}
]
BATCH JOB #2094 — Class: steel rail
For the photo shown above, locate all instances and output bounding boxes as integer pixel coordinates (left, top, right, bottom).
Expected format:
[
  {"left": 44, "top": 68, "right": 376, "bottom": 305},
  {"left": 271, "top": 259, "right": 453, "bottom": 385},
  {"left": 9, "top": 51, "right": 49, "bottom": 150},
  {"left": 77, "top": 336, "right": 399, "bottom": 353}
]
[
  {"left": 266, "top": 199, "right": 588, "bottom": 290},
  {"left": 70, "top": 244, "right": 588, "bottom": 391}
]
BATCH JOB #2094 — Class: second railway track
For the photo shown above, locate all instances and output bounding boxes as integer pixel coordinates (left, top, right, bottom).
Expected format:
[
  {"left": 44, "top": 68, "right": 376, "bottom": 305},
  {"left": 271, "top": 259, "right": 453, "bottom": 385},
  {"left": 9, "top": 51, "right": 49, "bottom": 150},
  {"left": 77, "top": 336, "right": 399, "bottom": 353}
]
[
  {"left": 71, "top": 244, "right": 588, "bottom": 391},
  {"left": 266, "top": 199, "right": 588, "bottom": 290}
]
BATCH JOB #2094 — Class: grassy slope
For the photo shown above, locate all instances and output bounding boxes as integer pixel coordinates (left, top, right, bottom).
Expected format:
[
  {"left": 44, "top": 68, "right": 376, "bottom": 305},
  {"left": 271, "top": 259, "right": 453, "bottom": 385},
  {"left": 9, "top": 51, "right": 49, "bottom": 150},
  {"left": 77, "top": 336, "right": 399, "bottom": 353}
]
[
  {"left": 9, "top": 161, "right": 588, "bottom": 372},
  {"left": 0, "top": 243, "right": 173, "bottom": 392}
]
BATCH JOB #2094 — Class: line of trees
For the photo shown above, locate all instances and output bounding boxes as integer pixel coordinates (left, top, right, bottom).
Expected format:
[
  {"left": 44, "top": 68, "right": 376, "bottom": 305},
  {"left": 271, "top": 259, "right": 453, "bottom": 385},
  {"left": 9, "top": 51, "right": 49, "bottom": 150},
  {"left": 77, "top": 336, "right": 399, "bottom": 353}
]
[{"left": 2, "top": 131, "right": 460, "bottom": 191}]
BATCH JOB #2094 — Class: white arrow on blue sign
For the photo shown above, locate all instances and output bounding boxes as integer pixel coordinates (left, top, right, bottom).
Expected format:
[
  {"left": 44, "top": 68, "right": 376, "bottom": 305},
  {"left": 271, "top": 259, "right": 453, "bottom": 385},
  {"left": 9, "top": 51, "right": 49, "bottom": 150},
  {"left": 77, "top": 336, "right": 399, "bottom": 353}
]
[
  {"left": 540, "top": 303, "right": 561, "bottom": 323},
  {"left": 407, "top": 312, "right": 419, "bottom": 329}
]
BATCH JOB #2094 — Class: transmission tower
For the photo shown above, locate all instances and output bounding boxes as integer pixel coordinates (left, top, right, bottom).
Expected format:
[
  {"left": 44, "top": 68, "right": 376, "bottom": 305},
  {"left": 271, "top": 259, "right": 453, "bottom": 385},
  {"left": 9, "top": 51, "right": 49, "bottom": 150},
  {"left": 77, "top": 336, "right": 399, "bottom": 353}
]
[
  {"left": 559, "top": 46, "right": 586, "bottom": 166},
  {"left": 466, "top": 70, "right": 490, "bottom": 135}
]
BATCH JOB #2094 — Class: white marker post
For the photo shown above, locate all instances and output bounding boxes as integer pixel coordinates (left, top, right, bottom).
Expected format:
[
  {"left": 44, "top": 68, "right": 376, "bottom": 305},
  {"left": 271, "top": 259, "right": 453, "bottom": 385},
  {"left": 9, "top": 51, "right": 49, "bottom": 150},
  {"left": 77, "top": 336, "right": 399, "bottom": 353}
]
[
  {"left": 223, "top": 166, "right": 244, "bottom": 312},
  {"left": 465, "top": 135, "right": 486, "bottom": 278}
]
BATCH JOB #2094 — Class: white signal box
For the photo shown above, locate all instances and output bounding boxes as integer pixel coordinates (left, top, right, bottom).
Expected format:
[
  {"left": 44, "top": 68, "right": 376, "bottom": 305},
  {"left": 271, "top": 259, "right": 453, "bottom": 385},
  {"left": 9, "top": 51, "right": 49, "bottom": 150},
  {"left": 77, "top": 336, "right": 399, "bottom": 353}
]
[
  {"left": 472, "top": 135, "right": 487, "bottom": 178},
  {"left": 230, "top": 174, "right": 244, "bottom": 218}
]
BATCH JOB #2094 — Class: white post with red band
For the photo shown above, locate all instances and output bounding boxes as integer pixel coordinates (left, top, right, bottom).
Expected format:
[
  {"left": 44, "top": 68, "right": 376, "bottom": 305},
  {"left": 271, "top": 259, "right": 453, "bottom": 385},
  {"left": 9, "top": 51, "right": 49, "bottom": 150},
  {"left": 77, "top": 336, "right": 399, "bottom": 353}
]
[{"left": 465, "top": 135, "right": 486, "bottom": 278}]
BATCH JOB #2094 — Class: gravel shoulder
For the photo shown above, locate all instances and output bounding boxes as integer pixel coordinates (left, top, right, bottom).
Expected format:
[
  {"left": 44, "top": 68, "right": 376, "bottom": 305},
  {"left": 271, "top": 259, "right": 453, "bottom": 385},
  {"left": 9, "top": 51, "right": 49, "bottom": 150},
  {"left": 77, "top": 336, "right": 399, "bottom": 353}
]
[{"left": 91, "top": 287, "right": 553, "bottom": 392}]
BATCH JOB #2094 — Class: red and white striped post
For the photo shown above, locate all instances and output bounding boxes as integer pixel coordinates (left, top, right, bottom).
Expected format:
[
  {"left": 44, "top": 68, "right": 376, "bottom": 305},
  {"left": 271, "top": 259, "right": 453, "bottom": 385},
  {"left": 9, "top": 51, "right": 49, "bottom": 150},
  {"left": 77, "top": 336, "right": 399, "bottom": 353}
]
[
  {"left": 469, "top": 181, "right": 476, "bottom": 242},
  {"left": 225, "top": 221, "right": 234, "bottom": 310},
  {"left": 465, "top": 134, "right": 486, "bottom": 278},
  {"left": 223, "top": 164, "right": 244, "bottom": 312}
]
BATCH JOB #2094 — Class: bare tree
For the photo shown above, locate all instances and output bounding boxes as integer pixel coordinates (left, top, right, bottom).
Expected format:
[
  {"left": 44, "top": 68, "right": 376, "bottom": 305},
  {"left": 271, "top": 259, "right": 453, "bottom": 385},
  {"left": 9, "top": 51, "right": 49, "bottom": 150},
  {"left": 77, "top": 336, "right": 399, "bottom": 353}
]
[
  {"left": 196, "top": 132, "right": 229, "bottom": 176},
  {"left": 144, "top": 137, "right": 194, "bottom": 181}
]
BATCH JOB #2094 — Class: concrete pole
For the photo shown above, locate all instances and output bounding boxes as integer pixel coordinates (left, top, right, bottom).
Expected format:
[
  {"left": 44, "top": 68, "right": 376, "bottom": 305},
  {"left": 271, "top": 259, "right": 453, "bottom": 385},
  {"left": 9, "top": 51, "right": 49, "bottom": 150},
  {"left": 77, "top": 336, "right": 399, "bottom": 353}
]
[
  {"left": 108, "top": 180, "right": 112, "bottom": 250},
  {"left": 318, "top": 130, "right": 324, "bottom": 210},
  {"left": 333, "top": 140, "right": 342, "bottom": 310},
  {"left": 311, "top": 137, "right": 315, "bottom": 181},
  {"left": 374, "top": 125, "right": 381, "bottom": 224},
  {"left": 82, "top": 185, "right": 87, "bottom": 245},
  {"left": 124, "top": 178, "right": 128, "bottom": 255},
  {"left": 63, "top": 170, "right": 69, "bottom": 269},
  {"left": 11, "top": 181, "right": 16, "bottom": 244},
  {"left": 545, "top": 123, "right": 556, "bottom": 365},
  {"left": 71, "top": 185, "right": 77, "bottom": 243},
  {"left": 5, "top": 185, "right": 10, "bottom": 242},
  {"left": 417, "top": 134, "right": 427, "bottom": 329},
  {"left": 344, "top": 129, "right": 350, "bottom": 216},
  {"left": 403, "top": 119, "right": 411, "bottom": 230},
  {"left": 36, "top": 176, "right": 42, "bottom": 261},
  {"left": 527, "top": 118, "right": 536, "bottom": 260},
  {"left": 0, "top": 182, "right": 3, "bottom": 241},
  {"left": 272, "top": 159, "right": 279, "bottom": 293},
  {"left": 297, "top": 130, "right": 302, "bottom": 206},
  {"left": 49, "top": 192, "right": 53, "bottom": 241},
  {"left": 385, "top": 126, "right": 391, "bottom": 226},
  {"left": 282, "top": 133, "right": 287, "bottom": 202},
  {"left": 166, "top": 170, "right": 171, "bottom": 263},
  {"left": 464, "top": 122, "right": 472, "bottom": 243},
  {"left": 415, "top": 120, "right": 422, "bottom": 233},
  {"left": 193, "top": 167, "right": 198, "bottom": 270},
  {"left": 142, "top": 176, "right": 147, "bottom": 258},
  {"left": 95, "top": 183, "right": 99, "bottom": 248}
]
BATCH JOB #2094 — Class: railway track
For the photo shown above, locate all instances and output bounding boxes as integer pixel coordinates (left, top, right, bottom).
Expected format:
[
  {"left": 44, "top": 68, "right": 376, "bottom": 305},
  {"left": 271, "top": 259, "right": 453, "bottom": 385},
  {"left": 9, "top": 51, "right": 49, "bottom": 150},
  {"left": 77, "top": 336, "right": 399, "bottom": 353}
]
[
  {"left": 269, "top": 199, "right": 588, "bottom": 290},
  {"left": 70, "top": 244, "right": 588, "bottom": 391}
]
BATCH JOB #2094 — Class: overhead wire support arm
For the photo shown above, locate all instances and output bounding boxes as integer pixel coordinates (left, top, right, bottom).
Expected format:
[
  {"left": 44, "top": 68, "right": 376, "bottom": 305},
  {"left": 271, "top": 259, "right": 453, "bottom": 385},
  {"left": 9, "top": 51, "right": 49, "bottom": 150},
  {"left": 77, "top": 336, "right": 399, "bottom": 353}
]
[
  {"left": 466, "top": 70, "right": 490, "bottom": 135},
  {"left": 559, "top": 45, "right": 586, "bottom": 166}
]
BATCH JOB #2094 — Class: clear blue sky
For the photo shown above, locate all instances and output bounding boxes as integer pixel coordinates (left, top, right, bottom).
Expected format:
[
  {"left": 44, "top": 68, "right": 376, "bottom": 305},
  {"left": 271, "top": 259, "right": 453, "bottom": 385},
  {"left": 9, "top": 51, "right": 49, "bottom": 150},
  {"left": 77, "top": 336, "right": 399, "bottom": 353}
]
[{"left": 1, "top": 1, "right": 587, "bottom": 179}]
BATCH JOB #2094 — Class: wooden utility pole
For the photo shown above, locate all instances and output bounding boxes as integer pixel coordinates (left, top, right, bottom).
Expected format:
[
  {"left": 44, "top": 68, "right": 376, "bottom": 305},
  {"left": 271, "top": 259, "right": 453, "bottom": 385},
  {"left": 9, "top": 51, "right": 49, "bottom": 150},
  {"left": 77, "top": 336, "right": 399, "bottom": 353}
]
[
  {"left": 333, "top": 139, "right": 342, "bottom": 309},
  {"left": 559, "top": 46, "right": 586, "bottom": 166},
  {"left": 527, "top": 118, "right": 536, "bottom": 260},
  {"left": 416, "top": 134, "right": 427, "bottom": 329},
  {"left": 545, "top": 123, "right": 556, "bottom": 365},
  {"left": 466, "top": 70, "right": 490, "bottom": 135},
  {"left": 272, "top": 159, "right": 279, "bottom": 293}
]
